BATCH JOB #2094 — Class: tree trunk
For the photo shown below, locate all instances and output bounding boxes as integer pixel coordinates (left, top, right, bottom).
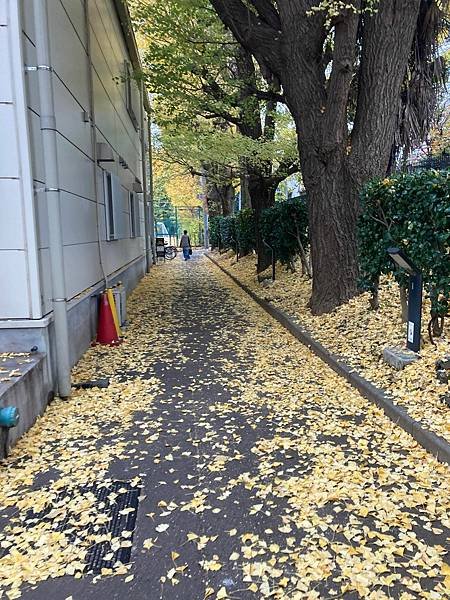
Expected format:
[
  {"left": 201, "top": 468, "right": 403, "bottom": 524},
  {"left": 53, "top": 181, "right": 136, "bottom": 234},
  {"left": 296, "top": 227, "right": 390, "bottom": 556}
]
[
  {"left": 294, "top": 220, "right": 312, "bottom": 278},
  {"left": 247, "top": 171, "right": 276, "bottom": 273},
  {"left": 207, "top": 181, "right": 234, "bottom": 216},
  {"left": 210, "top": 0, "right": 422, "bottom": 314},
  {"left": 302, "top": 153, "right": 359, "bottom": 313},
  {"left": 239, "top": 164, "right": 251, "bottom": 209}
]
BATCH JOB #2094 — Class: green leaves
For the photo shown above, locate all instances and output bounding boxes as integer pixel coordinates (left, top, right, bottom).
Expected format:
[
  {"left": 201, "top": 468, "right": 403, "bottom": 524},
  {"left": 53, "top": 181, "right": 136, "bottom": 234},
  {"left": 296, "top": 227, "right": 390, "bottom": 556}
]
[
  {"left": 210, "top": 210, "right": 255, "bottom": 256},
  {"left": 358, "top": 170, "right": 450, "bottom": 315},
  {"left": 211, "top": 198, "right": 308, "bottom": 265},
  {"left": 261, "top": 198, "right": 309, "bottom": 268},
  {"left": 131, "top": 0, "right": 298, "bottom": 196}
]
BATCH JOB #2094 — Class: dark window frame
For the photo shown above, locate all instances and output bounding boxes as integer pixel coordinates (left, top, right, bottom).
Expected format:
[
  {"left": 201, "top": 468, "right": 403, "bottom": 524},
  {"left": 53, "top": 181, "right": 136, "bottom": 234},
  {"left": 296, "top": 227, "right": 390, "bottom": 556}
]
[
  {"left": 125, "top": 61, "right": 139, "bottom": 131},
  {"left": 104, "top": 171, "right": 115, "bottom": 240}
]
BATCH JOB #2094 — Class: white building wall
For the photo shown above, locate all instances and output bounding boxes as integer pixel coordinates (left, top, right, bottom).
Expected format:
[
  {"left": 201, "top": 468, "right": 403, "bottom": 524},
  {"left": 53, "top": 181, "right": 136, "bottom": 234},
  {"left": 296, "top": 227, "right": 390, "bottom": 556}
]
[
  {"left": 19, "top": 0, "right": 145, "bottom": 316},
  {"left": 0, "top": 0, "right": 41, "bottom": 319}
]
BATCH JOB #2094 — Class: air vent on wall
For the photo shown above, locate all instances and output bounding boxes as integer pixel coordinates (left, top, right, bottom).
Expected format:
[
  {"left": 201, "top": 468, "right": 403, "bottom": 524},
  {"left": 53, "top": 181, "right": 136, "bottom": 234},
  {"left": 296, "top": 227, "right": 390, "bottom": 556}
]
[{"left": 97, "top": 143, "right": 114, "bottom": 163}]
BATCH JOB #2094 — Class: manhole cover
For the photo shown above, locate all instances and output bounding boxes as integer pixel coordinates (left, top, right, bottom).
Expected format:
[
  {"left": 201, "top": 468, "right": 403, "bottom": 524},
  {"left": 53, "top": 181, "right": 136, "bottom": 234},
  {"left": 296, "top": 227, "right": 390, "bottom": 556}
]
[{"left": 0, "top": 481, "right": 140, "bottom": 573}]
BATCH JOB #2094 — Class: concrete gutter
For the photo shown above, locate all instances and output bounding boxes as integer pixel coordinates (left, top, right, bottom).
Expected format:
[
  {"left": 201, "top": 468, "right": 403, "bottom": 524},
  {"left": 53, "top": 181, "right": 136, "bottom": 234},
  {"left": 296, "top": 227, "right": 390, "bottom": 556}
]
[{"left": 206, "top": 253, "right": 450, "bottom": 466}]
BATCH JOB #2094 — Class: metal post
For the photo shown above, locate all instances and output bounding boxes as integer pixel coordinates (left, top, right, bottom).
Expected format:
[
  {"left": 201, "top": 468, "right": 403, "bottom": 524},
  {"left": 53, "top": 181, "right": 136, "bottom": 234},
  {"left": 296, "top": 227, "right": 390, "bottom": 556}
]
[
  {"left": 175, "top": 206, "right": 179, "bottom": 243},
  {"left": 34, "top": 0, "right": 71, "bottom": 397},
  {"left": 407, "top": 273, "right": 423, "bottom": 352},
  {"left": 231, "top": 237, "right": 239, "bottom": 262},
  {"left": 139, "top": 80, "right": 151, "bottom": 273},
  {"left": 263, "top": 239, "right": 276, "bottom": 281},
  {"left": 147, "top": 118, "right": 156, "bottom": 262},
  {"left": 199, "top": 170, "right": 209, "bottom": 249}
]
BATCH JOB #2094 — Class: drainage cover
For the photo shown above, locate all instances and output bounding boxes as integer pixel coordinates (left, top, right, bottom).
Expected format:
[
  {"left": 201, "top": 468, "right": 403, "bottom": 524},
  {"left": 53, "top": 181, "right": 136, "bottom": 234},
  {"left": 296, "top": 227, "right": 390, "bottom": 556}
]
[
  {"left": 86, "top": 481, "right": 140, "bottom": 572},
  {"left": 0, "top": 481, "right": 140, "bottom": 573}
]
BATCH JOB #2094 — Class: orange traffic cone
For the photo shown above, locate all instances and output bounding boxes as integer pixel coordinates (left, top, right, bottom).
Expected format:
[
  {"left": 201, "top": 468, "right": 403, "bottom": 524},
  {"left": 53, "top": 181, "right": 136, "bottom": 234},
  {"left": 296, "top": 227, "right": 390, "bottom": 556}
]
[{"left": 96, "top": 292, "right": 121, "bottom": 345}]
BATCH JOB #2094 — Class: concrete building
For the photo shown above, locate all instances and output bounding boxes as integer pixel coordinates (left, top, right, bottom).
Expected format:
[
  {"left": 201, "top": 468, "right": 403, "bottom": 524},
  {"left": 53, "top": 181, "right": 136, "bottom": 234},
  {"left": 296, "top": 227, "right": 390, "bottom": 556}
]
[{"left": 0, "top": 0, "right": 154, "bottom": 451}]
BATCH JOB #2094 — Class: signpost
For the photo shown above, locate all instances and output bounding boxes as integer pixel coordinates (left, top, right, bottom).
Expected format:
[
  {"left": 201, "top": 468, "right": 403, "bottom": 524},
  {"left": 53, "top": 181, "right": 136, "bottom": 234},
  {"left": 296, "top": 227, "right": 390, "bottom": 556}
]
[{"left": 387, "top": 247, "right": 423, "bottom": 352}]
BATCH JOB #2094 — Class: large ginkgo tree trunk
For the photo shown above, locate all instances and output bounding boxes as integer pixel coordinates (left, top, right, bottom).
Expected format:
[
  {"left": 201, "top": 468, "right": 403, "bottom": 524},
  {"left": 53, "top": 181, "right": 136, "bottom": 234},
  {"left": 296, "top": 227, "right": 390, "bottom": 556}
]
[{"left": 210, "top": 0, "right": 423, "bottom": 314}]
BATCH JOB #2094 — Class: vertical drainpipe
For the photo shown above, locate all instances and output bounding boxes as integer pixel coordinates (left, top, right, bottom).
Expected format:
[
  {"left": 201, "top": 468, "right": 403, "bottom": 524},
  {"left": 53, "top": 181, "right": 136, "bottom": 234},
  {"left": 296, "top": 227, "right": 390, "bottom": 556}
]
[
  {"left": 140, "top": 81, "right": 151, "bottom": 273},
  {"left": 34, "top": 0, "right": 71, "bottom": 397},
  {"left": 85, "top": 0, "right": 108, "bottom": 286},
  {"left": 147, "top": 114, "right": 156, "bottom": 261}
]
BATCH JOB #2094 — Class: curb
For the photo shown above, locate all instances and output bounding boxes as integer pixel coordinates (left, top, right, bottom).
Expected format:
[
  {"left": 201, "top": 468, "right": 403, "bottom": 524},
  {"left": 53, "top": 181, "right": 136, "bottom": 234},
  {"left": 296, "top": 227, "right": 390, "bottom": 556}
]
[{"left": 206, "top": 253, "right": 450, "bottom": 466}]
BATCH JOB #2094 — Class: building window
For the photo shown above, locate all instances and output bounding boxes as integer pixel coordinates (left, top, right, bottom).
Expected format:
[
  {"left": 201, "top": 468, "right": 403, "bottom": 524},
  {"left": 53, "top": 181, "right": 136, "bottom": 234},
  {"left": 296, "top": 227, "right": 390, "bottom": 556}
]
[
  {"left": 129, "top": 192, "right": 136, "bottom": 237},
  {"left": 125, "top": 61, "right": 138, "bottom": 131},
  {"left": 104, "top": 172, "right": 115, "bottom": 240},
  {"left": 129, "top": 192, "right": 141, "bottom": 238},
  {"left": 104, "top": 172, "right": 127, "bottom": 240}
]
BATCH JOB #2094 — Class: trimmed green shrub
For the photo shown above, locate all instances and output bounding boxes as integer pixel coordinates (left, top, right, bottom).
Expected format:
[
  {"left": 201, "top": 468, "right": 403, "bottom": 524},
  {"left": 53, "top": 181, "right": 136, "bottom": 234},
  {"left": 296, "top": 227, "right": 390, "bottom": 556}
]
[
  {"left": 235, "top": 208, "right": 256, "bottom": 256},
  {"left": 260, "top": 198, "right": 309, "bottom": 271},
  {"left": 219, "top": 215, "right": 237, "bottom": 250},
  {"left": 358, "top": 170, "right": 450, "bottom": 315},
  {"left": 209, "top": 216, "right": 222, "bottom": 249}
]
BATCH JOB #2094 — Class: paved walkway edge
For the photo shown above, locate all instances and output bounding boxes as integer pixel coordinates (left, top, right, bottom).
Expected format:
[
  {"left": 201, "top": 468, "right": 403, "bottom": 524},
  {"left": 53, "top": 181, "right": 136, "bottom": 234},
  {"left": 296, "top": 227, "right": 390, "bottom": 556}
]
[{"left": 206, "top": 253, "right": 450, "bottom": 466}]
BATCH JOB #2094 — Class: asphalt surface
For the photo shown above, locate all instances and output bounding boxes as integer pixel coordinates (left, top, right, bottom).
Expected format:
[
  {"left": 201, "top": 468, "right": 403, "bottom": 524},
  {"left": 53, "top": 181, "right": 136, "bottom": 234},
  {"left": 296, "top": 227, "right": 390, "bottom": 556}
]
[{"left": 1, "top": 253, "right": 449, "bottom": 600}]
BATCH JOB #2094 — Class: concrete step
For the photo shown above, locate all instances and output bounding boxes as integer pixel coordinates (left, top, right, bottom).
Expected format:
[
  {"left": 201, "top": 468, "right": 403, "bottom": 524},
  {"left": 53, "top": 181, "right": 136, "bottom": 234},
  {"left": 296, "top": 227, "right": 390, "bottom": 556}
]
[{"left": 0, "top": 352, "right": 52, "bottom": 459}]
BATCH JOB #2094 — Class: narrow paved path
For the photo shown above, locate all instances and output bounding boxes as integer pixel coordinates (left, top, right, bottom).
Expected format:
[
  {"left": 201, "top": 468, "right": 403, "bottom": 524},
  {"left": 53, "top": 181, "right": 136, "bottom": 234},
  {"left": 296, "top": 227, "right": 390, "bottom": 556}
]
[{"left": 0, "top": 254, "right": 449, "bottom": 600}]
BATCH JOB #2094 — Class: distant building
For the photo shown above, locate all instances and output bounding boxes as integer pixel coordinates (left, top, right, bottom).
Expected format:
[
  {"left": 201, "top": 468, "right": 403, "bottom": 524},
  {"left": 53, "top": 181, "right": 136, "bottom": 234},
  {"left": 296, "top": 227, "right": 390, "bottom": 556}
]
[
  {"left": 0, "top": 1, "right": 154, "bottom": 403},
  {"left": 276, "top": 174, "right": 304, "bottom": 201}
]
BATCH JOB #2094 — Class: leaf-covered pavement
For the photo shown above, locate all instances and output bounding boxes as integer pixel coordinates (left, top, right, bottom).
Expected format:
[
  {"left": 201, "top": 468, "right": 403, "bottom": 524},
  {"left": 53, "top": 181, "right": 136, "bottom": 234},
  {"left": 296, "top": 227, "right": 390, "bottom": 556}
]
[
  {"left": 0, "top": 254, "right": 449, "bottom": 599},
  {"left": 209, "top": 251, "right": 450, "bottom": 444}
]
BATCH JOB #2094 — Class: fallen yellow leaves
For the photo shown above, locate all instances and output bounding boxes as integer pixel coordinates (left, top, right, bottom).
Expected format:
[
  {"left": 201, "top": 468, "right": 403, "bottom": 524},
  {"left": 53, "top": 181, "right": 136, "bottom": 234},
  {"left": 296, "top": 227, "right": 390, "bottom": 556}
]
[
  {"left": 211, "top": 250, "right": 450, "bottom": 444},
  {"left": 0, "top": 255, "right": 449, "bottom": 599}
]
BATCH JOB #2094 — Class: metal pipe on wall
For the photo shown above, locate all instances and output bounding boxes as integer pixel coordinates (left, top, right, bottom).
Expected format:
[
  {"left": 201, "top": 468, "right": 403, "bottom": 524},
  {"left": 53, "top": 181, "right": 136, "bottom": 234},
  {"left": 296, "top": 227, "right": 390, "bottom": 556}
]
[
  {"left": 85, "top": 0, "right": 109, "bottom": 287},
  {"left": 147, "top": 115, "right": 156, "bottom": 261},
  {"left": 34, "top": 0, "right": 71, "bottom": 397},
  {"left": 140, "top": 80, "right": 151, "bottom": 273}
]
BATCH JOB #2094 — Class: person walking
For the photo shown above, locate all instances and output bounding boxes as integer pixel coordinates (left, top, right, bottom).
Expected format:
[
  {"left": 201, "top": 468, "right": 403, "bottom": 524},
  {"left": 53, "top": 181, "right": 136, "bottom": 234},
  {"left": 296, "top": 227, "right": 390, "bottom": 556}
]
[{"left": 179, "top": 230, "right": 192, "bottom": 261}]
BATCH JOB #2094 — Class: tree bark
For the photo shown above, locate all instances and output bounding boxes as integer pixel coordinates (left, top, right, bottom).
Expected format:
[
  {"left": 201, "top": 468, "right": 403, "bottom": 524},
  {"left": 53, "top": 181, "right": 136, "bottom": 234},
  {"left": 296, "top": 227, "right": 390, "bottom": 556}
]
[
  {"left": 303, "top": 154, "right": 359, "bottom": 311},
  {"left": 294, "top": 219, "right": 312, "bottom": 278},
  {"left": 247, "top": 170, "right": 276, "bottom": 273},
  {"left": 210, "top": 0, "right": 422, "bottom": 314}
]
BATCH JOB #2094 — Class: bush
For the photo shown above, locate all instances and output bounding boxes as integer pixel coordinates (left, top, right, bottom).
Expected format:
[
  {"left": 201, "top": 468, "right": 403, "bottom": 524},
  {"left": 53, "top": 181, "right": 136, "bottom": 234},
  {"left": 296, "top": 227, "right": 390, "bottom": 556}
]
[
  {"left": 358, "top": 170, "right": 450, "bottom": 315},
  {"left": 260, "top": 198, "right": 309, "bottom": 270},
  {"left": 210, "top": 198, "right": 308, "bottom": 267},
  {"left": 219, "top": 215, "right": 237, "bottom": 250},
  {"left": 209, "top": 216, "right": 222, "bottom": 249},
  {"left": 235, "top": 208, "right": 256, "bottom": 256}
]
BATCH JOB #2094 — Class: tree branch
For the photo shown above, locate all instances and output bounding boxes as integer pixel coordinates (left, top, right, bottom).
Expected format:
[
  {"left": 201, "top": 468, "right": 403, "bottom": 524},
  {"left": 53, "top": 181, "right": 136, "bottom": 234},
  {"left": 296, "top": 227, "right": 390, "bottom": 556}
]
[
  {"left": 209, "top": 0, "right": 283, "bottom": 77},
  {"left": 201, "top": 111, "right": 242, "bottom": 127},
  {"left": 271, "top": 160, "right": 300, "bottom": 184},
  {"left": 321, "top": 5, "right": 360, "bottom": 154},
  {"left": 249, "top": 0, "right": 281, "bottom": 30},
  {"left": 251, "top": 88, "right": 285, "bottom": 104}
]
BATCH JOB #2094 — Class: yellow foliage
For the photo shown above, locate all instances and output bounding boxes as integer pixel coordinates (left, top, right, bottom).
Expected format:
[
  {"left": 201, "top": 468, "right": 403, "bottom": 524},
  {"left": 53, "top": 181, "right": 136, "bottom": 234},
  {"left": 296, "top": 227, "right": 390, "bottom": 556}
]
[{"left": 153, "top": 155, "right": 200, "bottom": 208}]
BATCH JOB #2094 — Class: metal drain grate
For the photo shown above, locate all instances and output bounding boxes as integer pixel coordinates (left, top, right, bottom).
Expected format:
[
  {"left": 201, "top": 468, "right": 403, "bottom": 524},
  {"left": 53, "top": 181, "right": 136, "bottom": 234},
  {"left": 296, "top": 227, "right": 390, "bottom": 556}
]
[
  {"left": 0, "top": 481, "right": 140, "bottom": 573},
  {"left": 86, "top": 481, "right": 140, "bottom": 572}
]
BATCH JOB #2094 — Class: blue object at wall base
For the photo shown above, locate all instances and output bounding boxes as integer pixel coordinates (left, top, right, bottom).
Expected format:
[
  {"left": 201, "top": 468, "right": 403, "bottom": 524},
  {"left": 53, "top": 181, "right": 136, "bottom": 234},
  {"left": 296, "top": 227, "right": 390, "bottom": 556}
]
[{"left": 0, "top": 406, "right": 20, "bottom": 428}]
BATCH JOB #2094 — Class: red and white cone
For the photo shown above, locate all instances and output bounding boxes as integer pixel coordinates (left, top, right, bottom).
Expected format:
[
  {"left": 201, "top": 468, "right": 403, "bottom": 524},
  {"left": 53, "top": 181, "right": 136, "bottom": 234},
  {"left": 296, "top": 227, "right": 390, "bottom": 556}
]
[{"left": 96, "top": 292, "right": 121, "bottom": 345}]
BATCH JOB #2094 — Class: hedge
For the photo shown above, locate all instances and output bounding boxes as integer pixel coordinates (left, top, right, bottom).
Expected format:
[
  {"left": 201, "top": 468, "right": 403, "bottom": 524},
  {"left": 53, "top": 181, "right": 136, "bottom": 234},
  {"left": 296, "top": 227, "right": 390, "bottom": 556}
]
[
  {"left": 260, "top": 197, "right": 309, "bottom": 271},
  {"left": 209, "top": 197, "right": 309, "bottom": 271},
  {"left": 358, "top": 170, "right": 450, "bottom": 316}
]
